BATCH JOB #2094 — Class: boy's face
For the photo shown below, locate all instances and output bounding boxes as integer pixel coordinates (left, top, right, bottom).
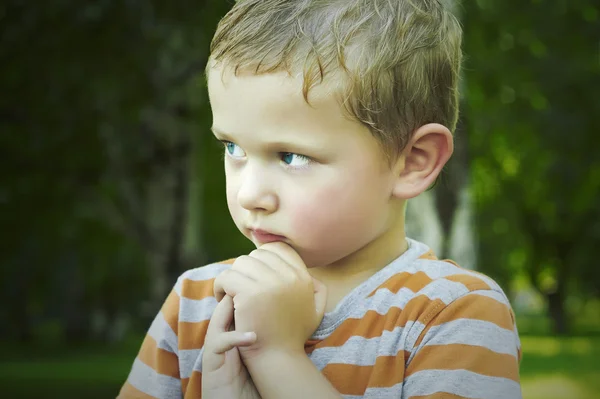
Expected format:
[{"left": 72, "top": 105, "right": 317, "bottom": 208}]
[{"left": 208, "top": 66, "right": 403, "bottom": 268}]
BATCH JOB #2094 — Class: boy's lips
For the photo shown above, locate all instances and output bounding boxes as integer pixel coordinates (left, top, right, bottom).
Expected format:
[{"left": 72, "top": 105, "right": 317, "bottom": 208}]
[{"left": 249, "top": 228, "right": 287, "bottom": 244}]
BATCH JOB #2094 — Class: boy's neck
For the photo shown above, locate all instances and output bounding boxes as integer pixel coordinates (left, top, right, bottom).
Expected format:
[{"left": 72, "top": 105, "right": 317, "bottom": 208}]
[{"left": 308, "top": 213, "right": 408, "bottom": 290}]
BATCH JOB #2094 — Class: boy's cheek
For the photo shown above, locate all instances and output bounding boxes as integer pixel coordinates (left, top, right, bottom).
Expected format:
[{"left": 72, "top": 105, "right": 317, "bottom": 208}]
[{"left": 288, "top": 187, "right": 351, "bottom": 242}]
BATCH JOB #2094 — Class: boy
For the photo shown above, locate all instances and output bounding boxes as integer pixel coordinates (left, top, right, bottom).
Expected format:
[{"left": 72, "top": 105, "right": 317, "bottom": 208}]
[{"left": 119, "top": 0, "right": 522, "bottom": 398}]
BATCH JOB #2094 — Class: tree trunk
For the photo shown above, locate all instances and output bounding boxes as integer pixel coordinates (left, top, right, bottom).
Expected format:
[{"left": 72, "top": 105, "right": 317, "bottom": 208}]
[
  {"left": 548, "top": 241, "right": 571, "bottom": 335},
  {"left": 526, "top": 229, "right": 572, "bottom": 335},
  {"left": 165, "top": 135, "right": 191, "bottom": 286},
  {"left": 435, "top": 102, "right": 469, "bottom": 260},
  {"left": 547, "top": 290, "right": 568, "bottom": 335},
  {"left": 62, "top": 252, "right": 91, "bottom": 343}
]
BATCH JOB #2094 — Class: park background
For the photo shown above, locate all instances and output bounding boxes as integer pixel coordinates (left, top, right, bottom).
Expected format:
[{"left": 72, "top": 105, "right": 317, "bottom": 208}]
[{"left": 1, "top": 1, "right": 598, "bottom": 398}]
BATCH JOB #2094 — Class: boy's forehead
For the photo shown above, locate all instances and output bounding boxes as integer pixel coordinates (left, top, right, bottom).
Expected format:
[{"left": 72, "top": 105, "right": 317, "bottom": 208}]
[
  {"left": 207, "top": 64, "right": 341, "bottom": 108},
  {"left": 207, "top": 65, "right": 354, "bottom": 141}
]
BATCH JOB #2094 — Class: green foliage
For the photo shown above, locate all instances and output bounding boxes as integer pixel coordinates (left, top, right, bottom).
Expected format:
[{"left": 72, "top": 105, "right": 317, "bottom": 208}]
[
  {"left": 463, "top": 0, "right": 600, "bottom": 331},
  {"left": 0, "top": 0, "right": 235, "bottom": 342},
  {"left": 2, "top": 0, "right": 598, "bottom": 343}
]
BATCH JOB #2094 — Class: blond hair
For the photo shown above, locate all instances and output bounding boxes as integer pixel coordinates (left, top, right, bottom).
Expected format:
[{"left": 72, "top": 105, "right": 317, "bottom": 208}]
[{"left": 209, "top": 0, "right": 462, "bottom": 159}]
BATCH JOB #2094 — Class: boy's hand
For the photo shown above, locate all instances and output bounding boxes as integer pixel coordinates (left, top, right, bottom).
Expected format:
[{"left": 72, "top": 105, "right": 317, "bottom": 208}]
[
  {"left": 202, "top": 294, "right": 261, "bottom": 399},
  {"left": 213, "top": 242, "right": 328, "bottom": 360}
]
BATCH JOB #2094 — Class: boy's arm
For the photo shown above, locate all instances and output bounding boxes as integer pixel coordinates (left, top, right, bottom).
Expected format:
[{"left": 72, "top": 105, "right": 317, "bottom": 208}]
[
  {"left": 118, "top": 289, "right": 182, "bottom": 399},
  {"left": 245, "top": 349, "right": 342, "bottom": 399},
  {"left": 403, "top": 289, "right": 522, "bottom": 399}
]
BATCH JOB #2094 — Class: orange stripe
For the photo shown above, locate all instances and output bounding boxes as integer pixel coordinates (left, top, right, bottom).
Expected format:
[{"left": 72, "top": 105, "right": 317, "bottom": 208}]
[
  {"left": 418, "top": 249, "right": 438, "bottom": 260},
  {"left": 179, "top": 320, "right": 210, "bottom": 350},
  {"left": 321, "top": 349, "right": 411, "bottom": 394},
  {"left": 407, "top": 344, "right": 520, "bottom": 382},
  {"left": 444, "top": 274, "right": 490, "bottom": 290},
  {"left": 181, "top": 278, "right": 216, "bottom": 301},
  {"left": 308, "top": 296, "right": 457, "bottom": 362},
  {"left": 322, "top": 363, "right": 373, "bottom": 396},
  {"left": 183, "top": 371, "right": 202, "bottom": 398},
  {"left": 117, "top": 381, "right": 158, "bottom": 399},
  {"left": 324, "top": 343, "right": 519, "bottom": 394},
  {"left": 311, "top": 295, "right": 447, "bottom": 353},
  {"left": 431, "top": 293, "right": 514, "bottom": 330},
  {"left": 413, "top": 293, "right": 514, "bottom": 348},
  {"left": 137, "top": 335, "right": 180, "bottom": 379},
  {"left": 442, "top": 258, "right": 459, "bottom": 267},
  {"left": 402, "top": 295, "right": 447, "bottom": 326},
  {"left": 322, "top": 307, "right": 402, "bottom": 343},
  {"left": 161, "top": 289, "right": 180, "bottom": 335},
  {"left": 179, "top": 259, "right": 235, "bottom": 301},
  {"left": 369, "top": 352, "right": 411, "bottom": 387},
  {"left": 368, "top": 271, "right": 434, "bottom": 297},
  {"left": 304, "top": 341, "right": 319, "bottom": 355}
]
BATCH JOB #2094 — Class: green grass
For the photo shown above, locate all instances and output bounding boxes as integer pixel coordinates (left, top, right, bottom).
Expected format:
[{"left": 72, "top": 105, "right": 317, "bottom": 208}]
[
  {"left": 520, "top": 335, "right": 600, "bottom": 399},
  {"left": 0, "top": 337, "right": 139, "bottom": 398},
  {"left": 0, "top": 335, "right": 598, "bottom": 398}
]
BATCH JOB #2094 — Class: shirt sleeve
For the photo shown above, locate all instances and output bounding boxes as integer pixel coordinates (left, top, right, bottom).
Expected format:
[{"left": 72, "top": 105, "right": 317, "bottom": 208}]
[
  {"left": 402, "top": 289, "right": 522, "bottom": 399},
  {"left": 117, "top": 287, "right": 183, "bottom": 399}
]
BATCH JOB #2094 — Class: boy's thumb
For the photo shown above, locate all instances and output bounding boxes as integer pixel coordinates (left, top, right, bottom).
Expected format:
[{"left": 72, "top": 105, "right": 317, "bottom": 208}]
[{"left": 312, "top": 277, "right": 327, "bottom": 319}]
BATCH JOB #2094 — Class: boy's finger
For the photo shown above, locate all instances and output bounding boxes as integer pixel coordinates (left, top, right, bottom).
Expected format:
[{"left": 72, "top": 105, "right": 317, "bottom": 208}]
[
  {"left": 213, "top": 269, "right": 256, "bottom": 302},
  {"left": 202, "top": 330, "right": 256, "bottom": 373},
  {"left": 244, "top": 250, "right": 292, "bottom": 280},
  {"left": 211, "top": 331, "right": 257, "bottom": 355},
  {"left": 258, "top": 242, "right": 306, "bottom": 271},
  {"left": 206, "top": 295, "right": 234, "bottom": 336}
]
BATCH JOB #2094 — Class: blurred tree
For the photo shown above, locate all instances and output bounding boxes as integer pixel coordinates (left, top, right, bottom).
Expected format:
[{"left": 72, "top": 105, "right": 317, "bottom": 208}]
[
  {"left": 0, "top": 0, "right": 234, "bottom": 342},
  {"left": 463, "top": 0, "right": 600, "bottom": 334},
  {"left": 407, "top": 0, "right": 476, "bottom": 271}
]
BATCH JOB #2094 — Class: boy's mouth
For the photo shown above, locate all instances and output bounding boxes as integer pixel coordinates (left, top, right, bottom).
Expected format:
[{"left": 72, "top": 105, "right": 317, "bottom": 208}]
[{"left": 249, "top": 228, "right": 287, "bottom": 244}]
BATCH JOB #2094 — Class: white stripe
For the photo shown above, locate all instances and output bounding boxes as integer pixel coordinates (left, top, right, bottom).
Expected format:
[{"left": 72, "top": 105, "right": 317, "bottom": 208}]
[
  {"left": 514, "top": 324, "right": 522, "bottom": 350},
  {"left": 309, "top": 322, "right": 423, "bottom": 370},
  {"left": 472, "top": 289, "right": 512, "bottom": 307},
  {"left": 179, "top": 348, "right": 203, "bottom": 379},
  {"left": 128, "top": 357, "right": 182, "bottom": 399},
  {"left": 315, "top": 280, "right": 469, "bottom": 339},
  {"left": 314, "top": 287, "right": 413, "bottom": 338},
  {"left": 419, "top": 318, "right": 520, "bottom": 357},
  {"left": 148, "top": 311, "right": 178, "bottom": 355},
  {"left": 362, "top": 382, "right": 404, "bottom": 399},
  {"left": 174, "top": 262, "right": 232, "bottom": 295},
  {"left": 413, "top": 259, "right": 501, "bottom": 291},
  {"left": 418, "top": 278, "right": 470, "bottom": 304},
  {"left": 179, "top": 296, "right": 218, "bottom": 323},
  {"left": 404, "top": 369, "right": 522, "bottom": 399}
]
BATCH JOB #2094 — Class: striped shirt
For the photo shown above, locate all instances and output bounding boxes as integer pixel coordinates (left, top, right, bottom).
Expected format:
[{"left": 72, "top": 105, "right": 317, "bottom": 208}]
[{"left": 119, "top": 238, "right": 522, "bottom": 399}]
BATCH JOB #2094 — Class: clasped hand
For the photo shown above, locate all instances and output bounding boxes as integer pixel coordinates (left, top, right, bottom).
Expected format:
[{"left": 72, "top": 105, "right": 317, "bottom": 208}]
[{"left": 214, "top": 242, "right": 327, "bottom": 359}]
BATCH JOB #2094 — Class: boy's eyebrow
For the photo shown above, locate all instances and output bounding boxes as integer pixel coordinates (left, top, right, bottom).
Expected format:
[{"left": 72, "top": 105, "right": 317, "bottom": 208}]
[
  {"left": 211, "top": 126, "right": 324, "bottom": 154},
  {"left": 210, "top": 126, "right": 233, "bottom": 141}
]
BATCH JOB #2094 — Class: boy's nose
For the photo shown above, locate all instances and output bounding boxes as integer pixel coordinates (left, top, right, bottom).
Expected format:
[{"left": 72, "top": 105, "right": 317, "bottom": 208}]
[{"left": 237, "top": 169, "right": 278, "bottom": 213}]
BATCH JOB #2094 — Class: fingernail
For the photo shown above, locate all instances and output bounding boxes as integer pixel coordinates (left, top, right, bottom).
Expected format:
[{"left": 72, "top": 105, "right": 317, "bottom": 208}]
[{"left": 244, "top": 332, "right": 256, "bottom": 340}]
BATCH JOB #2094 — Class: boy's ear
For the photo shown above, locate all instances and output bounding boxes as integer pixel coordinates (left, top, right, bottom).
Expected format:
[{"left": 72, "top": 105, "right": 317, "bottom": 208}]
[{"left": 391, "top": 123, "right": 454, "bottom": 200}]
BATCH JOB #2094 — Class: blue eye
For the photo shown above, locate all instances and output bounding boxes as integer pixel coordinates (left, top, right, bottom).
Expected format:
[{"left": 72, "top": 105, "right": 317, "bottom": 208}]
[
  {"left": 224, "top": 142, "right": 246, "bottom": 158},
  {"left": 281, "top": 153, "right": 311, "bottom": 167}
]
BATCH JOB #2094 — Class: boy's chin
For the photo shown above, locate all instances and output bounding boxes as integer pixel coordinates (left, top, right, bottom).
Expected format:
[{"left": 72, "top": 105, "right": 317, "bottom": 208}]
[{"left": 246, "top": 238, "right": 323, "bottom": 268}]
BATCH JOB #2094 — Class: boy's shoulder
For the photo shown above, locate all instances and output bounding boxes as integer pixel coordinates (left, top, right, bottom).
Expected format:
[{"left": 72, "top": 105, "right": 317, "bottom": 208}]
[
  {"left": 358, "top": 242, "right": 520, "bottom": 358},
  {"left": 174, "top": 259, "right": 235, "bottom": 300},
  {"left": 410, "top": 252, "right": 505, "bottom": 297},
  {"left": 372, "top": 241, "right": 512, "bottom": 318}
]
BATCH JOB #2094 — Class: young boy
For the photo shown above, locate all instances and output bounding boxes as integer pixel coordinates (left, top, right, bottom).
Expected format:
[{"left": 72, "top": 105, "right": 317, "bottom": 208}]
[{"left": 119, "top": 1, "right": 522, "bottom": 398}]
